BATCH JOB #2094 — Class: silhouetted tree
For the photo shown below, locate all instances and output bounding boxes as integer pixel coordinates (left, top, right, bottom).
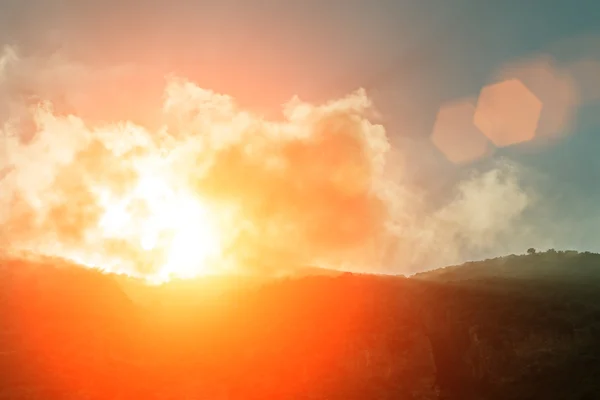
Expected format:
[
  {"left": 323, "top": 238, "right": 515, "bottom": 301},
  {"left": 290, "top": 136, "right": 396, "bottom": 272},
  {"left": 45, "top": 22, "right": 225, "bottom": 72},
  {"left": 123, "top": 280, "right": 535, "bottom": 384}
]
[{"left": 527, "top": 248, "right": 536, "bottom": 255}]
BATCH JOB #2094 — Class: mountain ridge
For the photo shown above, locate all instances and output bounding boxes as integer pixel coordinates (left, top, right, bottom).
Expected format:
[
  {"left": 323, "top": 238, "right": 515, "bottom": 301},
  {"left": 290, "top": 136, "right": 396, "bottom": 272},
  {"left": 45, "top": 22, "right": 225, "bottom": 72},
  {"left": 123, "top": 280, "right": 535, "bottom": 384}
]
[{"left": 1, "top": 250, "right": 599, "bottom": 399}]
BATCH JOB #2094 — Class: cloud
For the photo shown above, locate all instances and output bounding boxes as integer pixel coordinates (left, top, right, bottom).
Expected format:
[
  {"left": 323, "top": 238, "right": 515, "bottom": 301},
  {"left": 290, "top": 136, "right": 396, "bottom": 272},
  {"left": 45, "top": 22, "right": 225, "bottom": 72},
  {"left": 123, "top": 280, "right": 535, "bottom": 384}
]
[
  {"left": 378, "top": 159, "right": 540, "bottom": 273},
  {"left": 0, "top": 47, "right": 541, "bottom": 280},
  {"left": 0, "top": 48, "right": 393, "bottom": 278}
]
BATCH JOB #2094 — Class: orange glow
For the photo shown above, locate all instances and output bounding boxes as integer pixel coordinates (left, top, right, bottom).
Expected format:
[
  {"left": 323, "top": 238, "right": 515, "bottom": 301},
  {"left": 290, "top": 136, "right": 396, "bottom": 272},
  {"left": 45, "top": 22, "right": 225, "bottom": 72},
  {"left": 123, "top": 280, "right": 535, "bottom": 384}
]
[
  {"left": 96, "top": 172, "right": 222, "bottom": 282},
  {"left": 17, "top": 142, "right": 227, "bottom": 284},
  {"left": 0, "top": 76, "right": 396, "bottom": 282}
]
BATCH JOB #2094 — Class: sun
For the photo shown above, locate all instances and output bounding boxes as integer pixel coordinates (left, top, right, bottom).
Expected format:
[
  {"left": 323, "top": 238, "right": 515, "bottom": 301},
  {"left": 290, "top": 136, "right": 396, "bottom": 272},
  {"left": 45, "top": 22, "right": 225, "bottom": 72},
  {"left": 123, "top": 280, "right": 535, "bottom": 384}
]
[{"left": 97, "top": 172, "right": 222, "bottom": 283}]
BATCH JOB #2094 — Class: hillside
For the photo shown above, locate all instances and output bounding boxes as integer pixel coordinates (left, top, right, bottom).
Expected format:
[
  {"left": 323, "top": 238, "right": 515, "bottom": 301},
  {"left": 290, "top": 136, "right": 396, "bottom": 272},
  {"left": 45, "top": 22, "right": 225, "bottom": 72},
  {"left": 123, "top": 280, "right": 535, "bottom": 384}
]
[
  {"left": 0, "top": 251, "right": 599, "bottom": 399},
  {"left": 414, "top": 250, "right": 600, "bottom": 399}
]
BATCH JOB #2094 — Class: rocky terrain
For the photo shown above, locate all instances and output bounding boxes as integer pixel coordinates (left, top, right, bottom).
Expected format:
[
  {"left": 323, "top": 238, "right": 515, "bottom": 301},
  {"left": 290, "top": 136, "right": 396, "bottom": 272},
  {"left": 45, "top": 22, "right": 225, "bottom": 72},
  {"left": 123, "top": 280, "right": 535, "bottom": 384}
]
[{"left": 0, "top": 250, "right": 599, "bottom": 399}]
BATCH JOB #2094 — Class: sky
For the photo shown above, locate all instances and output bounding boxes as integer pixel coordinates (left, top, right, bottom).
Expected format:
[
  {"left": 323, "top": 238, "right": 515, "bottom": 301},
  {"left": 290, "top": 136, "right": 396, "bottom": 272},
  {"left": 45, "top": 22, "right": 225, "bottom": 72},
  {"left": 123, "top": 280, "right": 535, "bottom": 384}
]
[{"left": 1, "top": 0, "right": 600, "bottom": 273}]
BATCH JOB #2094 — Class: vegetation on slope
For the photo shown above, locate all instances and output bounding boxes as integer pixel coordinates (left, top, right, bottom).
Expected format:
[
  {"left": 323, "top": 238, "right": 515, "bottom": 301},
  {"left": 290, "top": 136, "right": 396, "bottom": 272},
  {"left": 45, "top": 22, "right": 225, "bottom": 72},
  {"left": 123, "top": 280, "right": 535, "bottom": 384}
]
[
  {"left": 415, "top": 250, "right": 600, "bottom": 399},
  {"left": 0, "top": 250, "right": 599, "bottom": 399}
]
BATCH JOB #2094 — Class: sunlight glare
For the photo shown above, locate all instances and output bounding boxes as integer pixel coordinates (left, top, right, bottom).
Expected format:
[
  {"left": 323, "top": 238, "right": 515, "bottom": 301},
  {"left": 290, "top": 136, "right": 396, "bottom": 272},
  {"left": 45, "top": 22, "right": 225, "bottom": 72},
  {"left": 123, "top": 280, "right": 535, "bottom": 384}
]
[{"left": 98, "top": 172, "right": 222, "bottom": 282}]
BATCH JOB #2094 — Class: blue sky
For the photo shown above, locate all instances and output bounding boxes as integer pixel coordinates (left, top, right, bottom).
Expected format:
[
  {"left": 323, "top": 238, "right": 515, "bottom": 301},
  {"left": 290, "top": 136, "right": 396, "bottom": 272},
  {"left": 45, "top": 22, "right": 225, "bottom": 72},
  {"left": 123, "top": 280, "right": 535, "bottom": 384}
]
[{"left": 2, "top": 0, "right": 600, "bottom": 257}]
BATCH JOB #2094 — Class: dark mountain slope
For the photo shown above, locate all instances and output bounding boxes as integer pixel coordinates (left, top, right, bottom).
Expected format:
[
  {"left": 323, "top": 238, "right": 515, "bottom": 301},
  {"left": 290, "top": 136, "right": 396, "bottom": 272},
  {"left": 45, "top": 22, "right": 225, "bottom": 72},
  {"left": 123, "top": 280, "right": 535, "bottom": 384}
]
[
  {"left": 0, "top": 250, "right": 599, "bottom": 399},
  {"left": 414, "top": 250, "right": 600, "bottom": 399}
]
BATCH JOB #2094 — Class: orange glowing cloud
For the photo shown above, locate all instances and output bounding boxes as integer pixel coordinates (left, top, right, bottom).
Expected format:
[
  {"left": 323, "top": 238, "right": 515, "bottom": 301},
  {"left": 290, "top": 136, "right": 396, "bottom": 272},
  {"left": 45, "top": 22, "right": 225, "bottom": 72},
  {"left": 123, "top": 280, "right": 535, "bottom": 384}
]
[
  {"left": 0, "top": 46, "right": 541, "bottom": 280},
  {"left": 0, "top": 48, "right": 395, "bottom": 281}
]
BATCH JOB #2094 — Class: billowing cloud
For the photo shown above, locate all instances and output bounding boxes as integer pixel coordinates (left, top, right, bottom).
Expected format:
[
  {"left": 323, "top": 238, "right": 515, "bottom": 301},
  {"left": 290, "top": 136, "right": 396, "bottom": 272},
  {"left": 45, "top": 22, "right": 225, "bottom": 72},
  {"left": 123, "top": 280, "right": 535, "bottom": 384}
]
[
  {"left": 378, "top": 160, "right": 541, "bottom": 273},
  {"left": 0, "top": 46, "right": 541, "bottom": 281}
]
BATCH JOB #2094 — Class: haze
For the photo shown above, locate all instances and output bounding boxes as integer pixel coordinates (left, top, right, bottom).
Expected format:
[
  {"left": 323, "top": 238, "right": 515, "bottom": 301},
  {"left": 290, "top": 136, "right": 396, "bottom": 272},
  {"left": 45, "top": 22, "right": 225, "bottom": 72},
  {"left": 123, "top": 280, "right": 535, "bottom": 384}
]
[{"left": 1, "top": 0, "right": 600, "bottom": 277}]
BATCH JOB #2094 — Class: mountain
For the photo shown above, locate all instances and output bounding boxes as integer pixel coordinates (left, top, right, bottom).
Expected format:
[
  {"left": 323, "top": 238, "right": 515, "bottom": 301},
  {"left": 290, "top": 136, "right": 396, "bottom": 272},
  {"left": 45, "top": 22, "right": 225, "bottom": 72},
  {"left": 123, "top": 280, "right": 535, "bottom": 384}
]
[
  {"left": 0, "top": 250, "right": 599, "bottom": 399},
  {"left": 414, "top": 250, "right": 600, "bottom": 399}
]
